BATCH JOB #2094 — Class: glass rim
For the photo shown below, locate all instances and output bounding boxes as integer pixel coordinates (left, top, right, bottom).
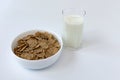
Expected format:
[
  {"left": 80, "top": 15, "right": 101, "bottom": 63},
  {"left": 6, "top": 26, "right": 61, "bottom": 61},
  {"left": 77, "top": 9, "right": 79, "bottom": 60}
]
[{"left": 62, "top": 8, "right": 86, "bottom": 16}]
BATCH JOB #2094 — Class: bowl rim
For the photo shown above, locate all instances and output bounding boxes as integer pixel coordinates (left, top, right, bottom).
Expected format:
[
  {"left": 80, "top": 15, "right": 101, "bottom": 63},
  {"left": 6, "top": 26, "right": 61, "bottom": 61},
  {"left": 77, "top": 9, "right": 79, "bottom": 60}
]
[{"left": 11, "top": 29, "right": 63, "bottom": 62}]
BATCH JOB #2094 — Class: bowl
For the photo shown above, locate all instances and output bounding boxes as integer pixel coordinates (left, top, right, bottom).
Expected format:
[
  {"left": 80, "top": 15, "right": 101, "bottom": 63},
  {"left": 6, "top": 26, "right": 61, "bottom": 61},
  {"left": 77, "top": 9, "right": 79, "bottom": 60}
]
[{"left": 11, "top": 30, "right": 63, "bottom": 69}]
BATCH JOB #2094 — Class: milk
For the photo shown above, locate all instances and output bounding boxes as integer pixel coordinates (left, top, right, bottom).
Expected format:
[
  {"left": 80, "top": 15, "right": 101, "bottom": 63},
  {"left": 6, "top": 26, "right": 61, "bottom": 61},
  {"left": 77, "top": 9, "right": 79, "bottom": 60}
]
[{"left": 63, "top": 15, "right": 84, "bottom": 48}]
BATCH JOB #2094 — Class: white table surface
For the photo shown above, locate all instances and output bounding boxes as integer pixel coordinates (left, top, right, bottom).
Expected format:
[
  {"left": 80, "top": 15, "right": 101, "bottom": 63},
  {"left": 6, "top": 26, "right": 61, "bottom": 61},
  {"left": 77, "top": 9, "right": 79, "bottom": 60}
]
[{"left": 0, "top": 0, "right": 120, "bottom": 80}]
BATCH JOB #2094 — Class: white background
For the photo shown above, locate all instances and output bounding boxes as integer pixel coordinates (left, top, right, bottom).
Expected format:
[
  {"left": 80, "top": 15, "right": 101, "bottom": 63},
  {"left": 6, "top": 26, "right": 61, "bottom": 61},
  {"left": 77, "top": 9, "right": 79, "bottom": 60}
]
[{"left": 0, "top": 0, "right": 120, "bottom": 80}]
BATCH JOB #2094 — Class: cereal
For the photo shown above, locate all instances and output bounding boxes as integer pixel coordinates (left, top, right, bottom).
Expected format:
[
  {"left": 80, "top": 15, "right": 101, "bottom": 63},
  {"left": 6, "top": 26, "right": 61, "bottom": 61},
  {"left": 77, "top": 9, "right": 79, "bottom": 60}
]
[
  {"left": 14, "top": 32, "right": 61, "bottom": 60},
  {"left": 26, "top": 38, "right": 38, "bottom": 48}
]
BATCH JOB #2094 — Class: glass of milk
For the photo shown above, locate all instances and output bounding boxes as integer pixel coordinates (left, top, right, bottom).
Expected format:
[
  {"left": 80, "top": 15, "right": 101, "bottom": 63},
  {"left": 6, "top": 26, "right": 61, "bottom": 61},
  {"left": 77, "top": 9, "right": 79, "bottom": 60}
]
[{"left": 62, "top": 8, "right": 86, "bottom": 49}]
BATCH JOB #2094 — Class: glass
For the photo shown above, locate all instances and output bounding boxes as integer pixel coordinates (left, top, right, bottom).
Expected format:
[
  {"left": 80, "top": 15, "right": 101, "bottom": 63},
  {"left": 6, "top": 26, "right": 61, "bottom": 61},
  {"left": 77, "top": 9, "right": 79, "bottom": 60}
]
[{"left": 62, "top": 8, "right": 86, "bottom": 49}]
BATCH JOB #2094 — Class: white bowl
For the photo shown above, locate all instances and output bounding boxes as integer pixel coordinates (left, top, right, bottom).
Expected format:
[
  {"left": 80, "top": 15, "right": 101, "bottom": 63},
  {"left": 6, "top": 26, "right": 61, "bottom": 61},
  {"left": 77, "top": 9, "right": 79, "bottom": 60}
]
[{"left": 11, "top": 30, "right": 63, "bottom": 69}]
